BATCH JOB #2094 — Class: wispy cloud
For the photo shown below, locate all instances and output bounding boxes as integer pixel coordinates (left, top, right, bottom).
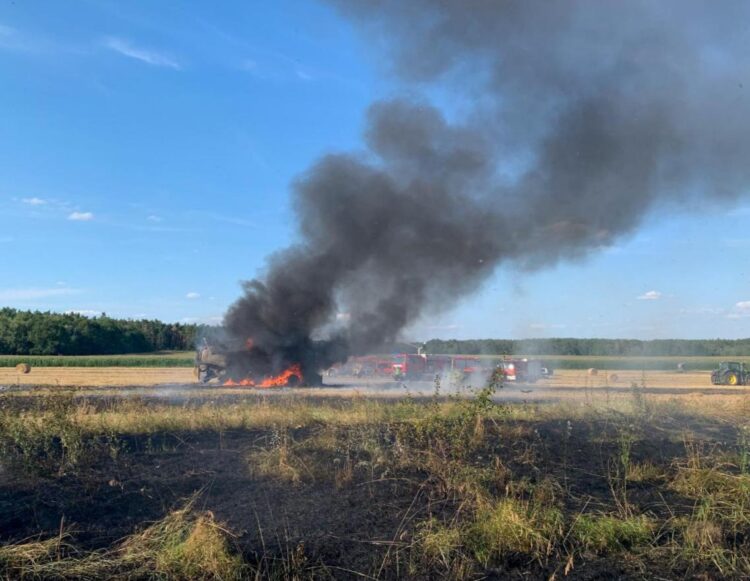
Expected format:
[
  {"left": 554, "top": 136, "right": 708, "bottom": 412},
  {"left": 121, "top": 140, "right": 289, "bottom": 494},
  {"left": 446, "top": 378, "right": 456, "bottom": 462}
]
[
  {"left": 22, "top": 197, "right": 47, "bottom": 206},
  {"left": 186, "top": 292, "right": 201, "bottom": 299},
  {"left": 68, "top": 211, "right": 94, "bottom": 221},
  {"left": 0, "top": 23, "right": 29, "bottom": 52},
  {"left": 724, "top": 301, "right": 750, "bottom": 319},
  {"left": 239, "top": 52, "right": 317, "bottom": 82},
  {"left": 65, "top": 309, "right": 101, "bottom": 317},
  {"left": 195, "top": 212, "right": 255, "bottom": 227},
  {"left": 637, "top": 290, "right": 662, "bottom": 301},
  {"left": 147, "top": 215, "right": 162, "bottom": 222},
  {"left": 528, "top": 323, "right": 567, "bottom": 330},
  {"left": 0, "top": 287, "right": 80, "bottom": 301},
  {"left": 728, "top": 206, "right": 750, "bottom": 217},
  {"left": 722, "top": 238, "right": 750, "bottom": 249},
  {"left": 679, "top": 306, "right": 725, "bottom": 316},
  {"left": 198, "top": 21, "right": 347, "bottom": 85},
  {"left": 181, "top": 315, "right": 222, "bottom": 324},
  {"left": 103, "top": 37, "right": 180, "bottom": 69}
]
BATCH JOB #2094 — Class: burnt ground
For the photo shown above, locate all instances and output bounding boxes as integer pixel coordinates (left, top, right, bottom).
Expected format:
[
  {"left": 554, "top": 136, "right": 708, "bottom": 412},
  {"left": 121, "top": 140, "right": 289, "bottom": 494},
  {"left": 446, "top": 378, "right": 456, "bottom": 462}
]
[{"left": 0, "top": 396, "right": 746, "bottom": 579}]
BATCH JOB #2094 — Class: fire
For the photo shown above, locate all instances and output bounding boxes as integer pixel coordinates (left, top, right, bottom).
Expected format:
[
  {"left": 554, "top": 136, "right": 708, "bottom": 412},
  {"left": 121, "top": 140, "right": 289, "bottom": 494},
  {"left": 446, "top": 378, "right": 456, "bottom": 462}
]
[{"left": 224, "top": 364, "right": 302, "bottom": 388}]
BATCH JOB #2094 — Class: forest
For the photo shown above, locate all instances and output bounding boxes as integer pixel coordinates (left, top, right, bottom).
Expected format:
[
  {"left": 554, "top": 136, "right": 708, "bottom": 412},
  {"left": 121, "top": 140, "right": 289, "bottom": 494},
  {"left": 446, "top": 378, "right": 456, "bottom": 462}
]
[
  {"left": 0, "top": 308, "right": 199, "bottom": 355},
  {"left": 424, "top": 337, "right": 750, "bottom": 357}
]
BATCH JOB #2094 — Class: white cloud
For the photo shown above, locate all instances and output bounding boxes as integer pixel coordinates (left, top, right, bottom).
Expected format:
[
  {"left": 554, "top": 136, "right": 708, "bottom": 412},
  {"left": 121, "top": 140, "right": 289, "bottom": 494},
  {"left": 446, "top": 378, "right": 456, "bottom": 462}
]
[
  {"left": 0, "top": 287, "right": 80, "bottom": 301},
  {"left": 147, "top": 215, "right": 162, "bottom": 222},
  {"left": 65, "top": 309, "right": 100, "bottom": 317},
  {"left": 68, "top": 211, "right": 94, "bottom": 221},
  {"left": 725, "top": 301, "right": 750, "bottom": 319},
  {"left": 21, "top": 197, "right": 47, "bottom": 206},
  {"left": 637, "top": 290, "right": 662, "bottom": 301},
  {"left": 103, "top": 37, "right": 180, "bottom": 69},
  {"left": 186, "top": 292, "right": 201, "bottom": 299}
]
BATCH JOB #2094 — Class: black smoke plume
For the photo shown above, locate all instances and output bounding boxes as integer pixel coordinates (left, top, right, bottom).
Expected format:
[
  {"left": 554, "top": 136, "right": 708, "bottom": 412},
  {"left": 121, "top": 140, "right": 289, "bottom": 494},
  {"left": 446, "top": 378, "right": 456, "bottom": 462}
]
[{"left": 224, "top": 0, "right": 750, "bottom": 380}]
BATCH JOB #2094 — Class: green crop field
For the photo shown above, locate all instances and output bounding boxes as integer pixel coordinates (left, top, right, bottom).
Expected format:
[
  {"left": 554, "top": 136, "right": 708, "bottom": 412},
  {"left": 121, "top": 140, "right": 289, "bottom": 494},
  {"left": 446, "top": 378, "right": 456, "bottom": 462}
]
[
  {"left": 523, "top": 355, "right": 750, "bottom": 371},
  {"left": 0, "top": 351, "right": 194, "bottom": 368},
  {"left": 3, "top": 353, "right": 748, "bottom": 371}
]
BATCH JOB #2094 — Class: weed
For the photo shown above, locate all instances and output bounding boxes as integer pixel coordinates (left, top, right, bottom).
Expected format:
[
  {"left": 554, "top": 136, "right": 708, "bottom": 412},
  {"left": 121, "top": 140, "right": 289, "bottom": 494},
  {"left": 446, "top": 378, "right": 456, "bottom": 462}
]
[
  {"left": 465, "top": 498, "right": 563, "bottom": 565},
  {"left": 247, "top": 428, "right": 309, "bottom": 484},
  {"left": 626, "top": 461, "right": 665, "bottom": 483},
  {"left": 572, "top": 514, "right": 655, "bottom": 554},
  {"left": 738, "top": 424, "right": 750, "bottom": 475}
]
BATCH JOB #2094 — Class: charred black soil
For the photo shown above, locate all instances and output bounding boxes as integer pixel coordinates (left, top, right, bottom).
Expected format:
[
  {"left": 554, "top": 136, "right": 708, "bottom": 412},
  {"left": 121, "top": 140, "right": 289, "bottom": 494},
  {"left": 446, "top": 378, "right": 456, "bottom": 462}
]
[{"left": 0, "top": 389, "right": 748, "bottom": 579}]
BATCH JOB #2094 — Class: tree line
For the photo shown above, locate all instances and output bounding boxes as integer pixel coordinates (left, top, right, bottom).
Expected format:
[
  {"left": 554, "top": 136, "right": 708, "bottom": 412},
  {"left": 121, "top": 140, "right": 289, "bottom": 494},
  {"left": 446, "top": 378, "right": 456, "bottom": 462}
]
[
  {"left": 3, "top": 308, "right": 749, "bottom": 358},
  {"left": 0, "top": 308, "right": 202, "bottom": 355},
  {"left": 424, "top": 338, "right": 750, "bottom": 357}
]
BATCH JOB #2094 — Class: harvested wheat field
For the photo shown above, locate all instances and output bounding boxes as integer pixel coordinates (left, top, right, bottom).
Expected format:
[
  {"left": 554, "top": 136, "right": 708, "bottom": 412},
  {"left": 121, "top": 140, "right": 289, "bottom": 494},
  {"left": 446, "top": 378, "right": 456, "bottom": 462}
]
[{"left": 0, "top": 367, "right": 195, "bottom": 387}]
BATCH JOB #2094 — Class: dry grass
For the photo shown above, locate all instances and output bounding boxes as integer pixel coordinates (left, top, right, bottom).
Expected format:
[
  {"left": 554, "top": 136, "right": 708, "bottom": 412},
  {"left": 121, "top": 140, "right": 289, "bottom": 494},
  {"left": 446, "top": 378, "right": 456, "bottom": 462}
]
[{"left": 0, "top": 496, "right": 244, "bottom": 580}]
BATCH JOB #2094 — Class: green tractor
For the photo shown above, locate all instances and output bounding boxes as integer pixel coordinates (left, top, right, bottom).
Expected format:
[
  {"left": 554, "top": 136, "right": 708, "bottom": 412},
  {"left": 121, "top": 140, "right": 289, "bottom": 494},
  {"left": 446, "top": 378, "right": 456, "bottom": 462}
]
[{"left": 710, "top": 361, "right": 750, "bottom": 386}]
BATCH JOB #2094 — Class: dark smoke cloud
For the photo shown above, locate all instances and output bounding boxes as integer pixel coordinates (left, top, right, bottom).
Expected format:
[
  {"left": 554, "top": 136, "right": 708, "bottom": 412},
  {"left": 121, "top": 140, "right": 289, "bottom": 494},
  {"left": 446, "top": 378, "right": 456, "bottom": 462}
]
[{"left": 224, "top": 0, "right": 750, "bottom": 378}]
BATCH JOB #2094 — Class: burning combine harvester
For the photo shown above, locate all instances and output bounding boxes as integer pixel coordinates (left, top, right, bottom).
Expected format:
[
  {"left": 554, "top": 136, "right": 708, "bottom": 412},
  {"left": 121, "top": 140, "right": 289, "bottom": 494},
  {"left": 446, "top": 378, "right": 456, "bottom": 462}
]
[{"left": 194, "top": 339, "right": 322, "bottom": 387}]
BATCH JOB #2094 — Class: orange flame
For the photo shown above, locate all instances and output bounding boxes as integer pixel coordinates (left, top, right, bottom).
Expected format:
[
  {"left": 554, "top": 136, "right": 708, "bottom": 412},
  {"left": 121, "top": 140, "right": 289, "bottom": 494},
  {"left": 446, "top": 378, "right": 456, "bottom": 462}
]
[{"left": 224, "top": 364, "right": 302, "bottom": 388}]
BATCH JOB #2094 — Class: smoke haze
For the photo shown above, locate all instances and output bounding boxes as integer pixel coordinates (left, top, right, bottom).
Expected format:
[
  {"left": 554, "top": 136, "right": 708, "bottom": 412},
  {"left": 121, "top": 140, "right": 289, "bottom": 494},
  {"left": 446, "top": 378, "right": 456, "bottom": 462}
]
[{"left": 225, "top": 0, "right": 750, "bottom": 378}]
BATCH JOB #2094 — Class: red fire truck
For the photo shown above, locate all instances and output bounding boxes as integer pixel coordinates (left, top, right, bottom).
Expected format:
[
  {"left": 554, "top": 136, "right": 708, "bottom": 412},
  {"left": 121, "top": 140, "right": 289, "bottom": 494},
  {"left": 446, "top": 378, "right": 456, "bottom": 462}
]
[{"left": 497, "top": 358, "right": 550, "bottom": 382}]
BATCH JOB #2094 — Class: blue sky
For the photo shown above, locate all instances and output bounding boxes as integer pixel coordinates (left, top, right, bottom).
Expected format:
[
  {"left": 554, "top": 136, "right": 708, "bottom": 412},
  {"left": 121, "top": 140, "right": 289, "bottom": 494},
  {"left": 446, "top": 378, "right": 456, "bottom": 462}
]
[{"left": 0, "top": 1, "right": 748, "bottom": 339}]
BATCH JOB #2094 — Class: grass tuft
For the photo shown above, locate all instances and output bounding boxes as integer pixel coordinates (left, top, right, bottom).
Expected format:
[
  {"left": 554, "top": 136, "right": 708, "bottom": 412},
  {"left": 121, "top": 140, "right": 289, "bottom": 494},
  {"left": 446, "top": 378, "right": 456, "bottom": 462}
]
[
  {"left": 572, "top": 514, "right": 655, "bottom": 554},
  {"left": 466, "top": 498, "right": 563, "bottom": 564},
  {"left": 0, "top": 497, "right": 244, "bottom": 580}
]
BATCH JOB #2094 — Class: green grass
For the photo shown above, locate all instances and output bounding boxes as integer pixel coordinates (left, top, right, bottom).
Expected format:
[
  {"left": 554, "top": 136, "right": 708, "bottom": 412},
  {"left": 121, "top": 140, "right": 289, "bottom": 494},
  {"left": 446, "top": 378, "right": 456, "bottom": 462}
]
[{"left": 0, "top": 352, "right": 194, "bottom": 368}]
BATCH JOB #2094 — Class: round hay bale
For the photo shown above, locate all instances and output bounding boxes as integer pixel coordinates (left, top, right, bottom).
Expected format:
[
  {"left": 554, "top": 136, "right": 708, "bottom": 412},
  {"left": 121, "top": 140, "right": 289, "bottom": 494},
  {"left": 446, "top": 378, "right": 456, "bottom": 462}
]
[
  {"left": 587, "top": 368, "right": 598, "bottom": 376},
  {"left": 609, "top": 373, "right": 619, "bottom": 383},
  {"left": 15, "top": 363, "right": 31, "bottom": 374}
]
